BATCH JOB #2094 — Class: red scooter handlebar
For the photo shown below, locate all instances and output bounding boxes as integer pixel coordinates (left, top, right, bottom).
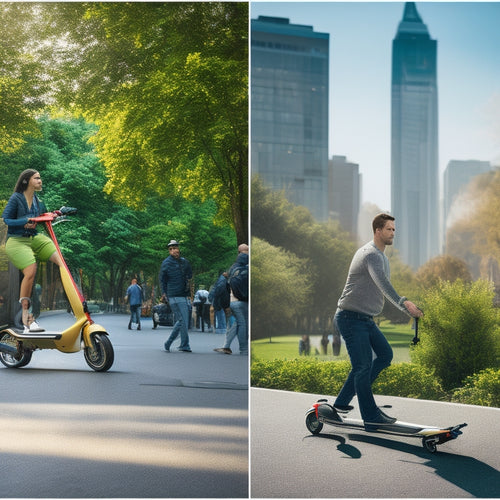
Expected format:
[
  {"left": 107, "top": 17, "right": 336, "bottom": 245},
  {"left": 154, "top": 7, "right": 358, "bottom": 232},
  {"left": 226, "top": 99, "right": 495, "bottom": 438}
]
[{"left": 30, "top": 206, "right": 77, "bottom": 223}]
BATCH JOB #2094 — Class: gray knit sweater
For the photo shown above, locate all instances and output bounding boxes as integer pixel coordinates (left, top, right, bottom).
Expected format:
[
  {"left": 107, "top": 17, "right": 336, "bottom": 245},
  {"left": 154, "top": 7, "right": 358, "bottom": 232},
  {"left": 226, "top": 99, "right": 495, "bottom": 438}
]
[{"left": 337, "top": 241, "right": 409, "bottom": 317}]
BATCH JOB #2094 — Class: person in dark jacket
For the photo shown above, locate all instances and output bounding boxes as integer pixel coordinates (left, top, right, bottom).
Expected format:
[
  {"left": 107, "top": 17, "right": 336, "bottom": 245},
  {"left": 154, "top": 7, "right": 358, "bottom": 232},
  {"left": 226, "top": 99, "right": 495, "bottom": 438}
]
[
  {"left": 159, "top": 240, "right": 193, "bottom": 352},
  {"left": 1, "top": 169, "right": 63, "bottom": 333},
  {"left": 214, "top": 244, "right": 248, "bottom": 355}
]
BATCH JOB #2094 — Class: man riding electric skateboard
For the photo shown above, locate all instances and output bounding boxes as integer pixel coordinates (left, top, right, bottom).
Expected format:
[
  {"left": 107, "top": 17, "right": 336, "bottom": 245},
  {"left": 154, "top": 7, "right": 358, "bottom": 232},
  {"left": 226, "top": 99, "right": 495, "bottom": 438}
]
[{"left": 333, "top": 213, "right": 423, "bottom": 431}]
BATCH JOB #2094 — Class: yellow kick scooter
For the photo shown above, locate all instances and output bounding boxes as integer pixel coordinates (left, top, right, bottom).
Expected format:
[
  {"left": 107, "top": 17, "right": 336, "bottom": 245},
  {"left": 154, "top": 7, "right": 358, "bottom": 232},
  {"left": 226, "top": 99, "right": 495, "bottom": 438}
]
[{"left": 0, "top": 207, "right": 114, "bottom": 371}]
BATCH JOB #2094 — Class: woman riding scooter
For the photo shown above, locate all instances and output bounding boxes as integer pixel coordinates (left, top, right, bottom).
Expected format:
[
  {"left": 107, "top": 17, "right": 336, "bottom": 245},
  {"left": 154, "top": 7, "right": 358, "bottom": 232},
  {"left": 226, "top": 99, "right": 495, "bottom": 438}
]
[{"left": 1, "top": 169, "right": 63, "bottom": 333}]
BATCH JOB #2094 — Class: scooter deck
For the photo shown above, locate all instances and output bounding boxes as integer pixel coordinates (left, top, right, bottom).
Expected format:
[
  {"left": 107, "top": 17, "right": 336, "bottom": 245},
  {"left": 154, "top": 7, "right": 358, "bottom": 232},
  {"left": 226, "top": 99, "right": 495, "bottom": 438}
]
[
  {"left": 307, "top": 401, "right": 467, "bottom": 452},
  {"left": 320, "top": 415, "right": 456, "bottom": 438},
  {"left": 1, "top": 327, "right": 62, "bottom": 340}
]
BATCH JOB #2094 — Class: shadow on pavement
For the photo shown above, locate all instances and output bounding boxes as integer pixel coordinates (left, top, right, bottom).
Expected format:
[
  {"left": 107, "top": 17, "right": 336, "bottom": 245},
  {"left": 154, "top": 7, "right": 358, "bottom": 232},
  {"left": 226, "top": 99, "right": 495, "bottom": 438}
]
[{"left": 305, "top": 431, "right": 500, "bottom": 497}]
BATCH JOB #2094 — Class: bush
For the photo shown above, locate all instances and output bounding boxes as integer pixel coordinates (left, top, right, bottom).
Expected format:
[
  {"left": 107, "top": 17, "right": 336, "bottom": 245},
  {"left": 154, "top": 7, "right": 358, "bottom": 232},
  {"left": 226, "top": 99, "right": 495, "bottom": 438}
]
[
  {"left": 251, "top": 358, "right": 351, "bottom": 395},
  {"left": 251, "top": 358, "right": 445, "bottom": 400},
  {"left": 451, "top": 368, "right": 500, "bottom": 407},
  {"left": 373, "top": 363, "right": 444, "bottom": 400},
  {"left": 412, "top": 279, "right": 500, "bottom": 391}
]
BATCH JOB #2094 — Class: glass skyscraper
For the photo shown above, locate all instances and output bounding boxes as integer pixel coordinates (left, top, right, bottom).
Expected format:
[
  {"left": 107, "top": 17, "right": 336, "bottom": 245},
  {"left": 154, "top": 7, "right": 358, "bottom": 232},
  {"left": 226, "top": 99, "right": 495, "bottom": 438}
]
[
  {"left": 251, "top": 16, "right": 329, "bottom": 221},
  {"left": 391, "top": 2, "right": 439, "bottom": 269}
]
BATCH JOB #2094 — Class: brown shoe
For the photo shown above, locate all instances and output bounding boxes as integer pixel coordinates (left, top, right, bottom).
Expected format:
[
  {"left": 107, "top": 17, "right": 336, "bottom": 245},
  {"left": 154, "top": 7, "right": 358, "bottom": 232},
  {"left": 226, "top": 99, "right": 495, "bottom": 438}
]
[{"left": 213, "top": 347, "right": 232, "bottom": 354}]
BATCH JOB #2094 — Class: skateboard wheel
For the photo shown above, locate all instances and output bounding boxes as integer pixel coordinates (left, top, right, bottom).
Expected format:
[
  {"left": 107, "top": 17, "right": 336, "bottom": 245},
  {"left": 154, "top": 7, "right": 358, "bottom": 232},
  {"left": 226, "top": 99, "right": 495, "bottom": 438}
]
[{"left": 422, "top": 438, "right": 437, "bottom": 453}]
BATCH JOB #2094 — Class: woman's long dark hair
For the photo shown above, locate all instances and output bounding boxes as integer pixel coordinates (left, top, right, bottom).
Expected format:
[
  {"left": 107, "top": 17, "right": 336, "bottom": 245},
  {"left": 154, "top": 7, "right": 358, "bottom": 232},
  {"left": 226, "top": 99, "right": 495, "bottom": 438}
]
[{"left": 14, "top": 169, "right": 39, "bottom": 193}]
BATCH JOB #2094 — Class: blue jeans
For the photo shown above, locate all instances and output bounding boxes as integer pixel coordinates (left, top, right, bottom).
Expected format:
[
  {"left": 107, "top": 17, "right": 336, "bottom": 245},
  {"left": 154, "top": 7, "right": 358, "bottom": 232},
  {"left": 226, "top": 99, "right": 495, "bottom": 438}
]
[
  {"left": 215, "top": 309, "right": 227, "bottom": 333},
  {"left": 165, "top": 297, "right": 191, "bottom": 350},
  {"left": 334, "top": 309, "right": 393, "bottom": 421},
  {"left": 230, "top": 300, "right": 248, "bottom": 355},
  {"left": 223, "top": 320, "right": 237, "bottom": 349},
  {"left": 129, "top": 304, "right": 141, "bottom": 324}
]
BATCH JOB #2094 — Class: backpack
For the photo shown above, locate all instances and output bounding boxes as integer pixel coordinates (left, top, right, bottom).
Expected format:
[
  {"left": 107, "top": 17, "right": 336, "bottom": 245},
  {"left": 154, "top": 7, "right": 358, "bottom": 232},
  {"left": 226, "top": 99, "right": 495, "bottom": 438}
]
[
  {"left": 228, "top": 264, "right": 248, "bottom": 302},
  {"left": 211, "top": 275, "right": 230, "bottom": 310}
]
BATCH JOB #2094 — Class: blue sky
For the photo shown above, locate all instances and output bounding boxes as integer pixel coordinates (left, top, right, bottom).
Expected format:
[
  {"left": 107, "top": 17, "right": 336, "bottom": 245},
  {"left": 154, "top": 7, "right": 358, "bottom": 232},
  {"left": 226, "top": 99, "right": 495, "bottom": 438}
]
[{"left": 250, "top": 1, "right": 500, "bottom": 211}]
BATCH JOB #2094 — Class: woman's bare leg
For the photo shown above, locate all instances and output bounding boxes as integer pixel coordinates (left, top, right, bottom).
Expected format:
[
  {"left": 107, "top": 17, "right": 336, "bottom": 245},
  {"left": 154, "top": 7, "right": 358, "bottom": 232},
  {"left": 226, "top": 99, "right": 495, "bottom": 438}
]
[
  {"left": 20, "top": 263, "right": 37, "bottom": 326},
  {"left": 49, "top": 251, "right": 63, "bottom": 268}
]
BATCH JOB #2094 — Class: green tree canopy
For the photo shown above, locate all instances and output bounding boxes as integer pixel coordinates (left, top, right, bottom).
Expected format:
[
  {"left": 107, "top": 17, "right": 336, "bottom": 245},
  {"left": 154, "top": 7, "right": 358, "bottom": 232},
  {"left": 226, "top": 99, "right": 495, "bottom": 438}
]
[
  {"left": 1, "top": 116, "right": 237, "bottom": 304},
  {"left": 251, "top": 237, "right": 312, "bottom": 340},
  {"left": 446, "top": 170, "right": 500, "bottom": 302},
  {"left": 0, "top": 3, "right": 47, "bottom": 152},
  {"left": 45, "top": 2, "right": 248, "bottom": 244},
  {"left": 251, "top": 176, "right": 355, "bottom": 334},
  {"left": 416, "top": 254, "right": 472, "bottom": 290}
]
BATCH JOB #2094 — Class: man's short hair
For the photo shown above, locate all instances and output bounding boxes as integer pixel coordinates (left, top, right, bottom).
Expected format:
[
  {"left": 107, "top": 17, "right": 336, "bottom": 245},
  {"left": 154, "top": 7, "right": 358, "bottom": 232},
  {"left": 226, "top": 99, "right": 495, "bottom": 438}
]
[{"left": 372, "top": 213, "right": 395, "bottom": 233}]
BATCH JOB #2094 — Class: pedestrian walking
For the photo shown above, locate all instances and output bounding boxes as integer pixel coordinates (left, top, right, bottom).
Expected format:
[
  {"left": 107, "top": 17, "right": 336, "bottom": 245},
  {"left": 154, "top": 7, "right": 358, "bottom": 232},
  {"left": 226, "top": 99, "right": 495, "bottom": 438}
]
[
  {"left": 209, "top": 269, "right": 230, "bottom": 334},
  {"left": 214, "top": 244, "right": 248, "bottom": 355},
  {"left": 159, "top": 240, "right": 193, "bottom": 352},
  {"left": 125, "top": 278, "right": 143, "bottom": 330}
]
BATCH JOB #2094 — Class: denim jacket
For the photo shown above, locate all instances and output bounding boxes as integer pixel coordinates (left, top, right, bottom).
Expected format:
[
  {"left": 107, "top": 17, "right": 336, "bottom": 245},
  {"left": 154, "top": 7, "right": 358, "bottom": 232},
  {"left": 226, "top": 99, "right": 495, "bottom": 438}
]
[{"left": 2, "top": 192, "right": 46, "bottom": 238}]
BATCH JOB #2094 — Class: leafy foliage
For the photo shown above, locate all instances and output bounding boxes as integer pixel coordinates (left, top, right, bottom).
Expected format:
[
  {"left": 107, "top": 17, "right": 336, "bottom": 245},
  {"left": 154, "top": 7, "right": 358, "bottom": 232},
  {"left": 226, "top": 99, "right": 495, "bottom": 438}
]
[
  {"left": 372, "top": 363, "right": 444, "bottom": 400},
  {"left": 451, "top": 368, "right": 500, "bottom": 407},
  {"left": 0, "top": 117, "right": 237, "bottom": 304},
  {"left": 0, "top": 3, "right": 47, "bottom": 152},
  {"left": 251, "top": 358, "right": 445, "bottom": 401},
  {"left": 46, "top": 2, "right": 248, "bottom": 243},
  {"left": 446, "top": 170, "right": 500, "bottom": 301},
  {"left": 251, "top": 177, "right": 355, "bottom": 335},
  {"left": 251, "top": 358, "right": 352, "bottom": 395},
  {"left": 251, "top": 237, "right": 312, "bottom": 339},
  {"left": 1, "top": 3, "right": 248, "bottom": 243},
  {"left": 382, "top": 249, "right": 420, "bottom": 323},
  {"left": 412, "top": 279, "right": 500, "bottom": 391},
  {"left": 416, "top": 254, "right": 472, "bottom": 289}
]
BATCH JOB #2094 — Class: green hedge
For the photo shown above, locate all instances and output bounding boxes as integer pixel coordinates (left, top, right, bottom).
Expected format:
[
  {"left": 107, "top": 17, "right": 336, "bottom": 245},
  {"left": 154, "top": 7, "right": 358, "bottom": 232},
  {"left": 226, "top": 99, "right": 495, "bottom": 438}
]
[
  {"left": 251, "top": 358, "right": 445, "bottom": 401},
  {"left": 451, "top": 368, "right": 500, "bottom": 407}
]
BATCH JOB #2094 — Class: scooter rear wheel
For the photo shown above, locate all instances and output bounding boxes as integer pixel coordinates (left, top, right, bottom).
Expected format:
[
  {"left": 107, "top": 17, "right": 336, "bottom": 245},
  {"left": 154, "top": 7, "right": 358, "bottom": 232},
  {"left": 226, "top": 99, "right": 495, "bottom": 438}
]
[
  {"left": 422, "top": 437, "right": 437, "bottom": 453},
  {"left": 306, "top": 410, "right": 323, "bottom": 435},
  {"left": 84, "top": 332, "right": 114, "bottom": 372},
  {"left": 0, "top": 332, "right": 33, "bottom": 368}
]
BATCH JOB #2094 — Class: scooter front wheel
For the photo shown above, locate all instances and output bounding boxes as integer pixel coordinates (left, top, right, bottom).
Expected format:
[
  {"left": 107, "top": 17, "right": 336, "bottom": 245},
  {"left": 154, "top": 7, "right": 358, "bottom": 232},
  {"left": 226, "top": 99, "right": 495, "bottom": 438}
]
[
  {"left": 306, "top": 409, "right": 323, "bottom": 435},
  {"left": 0, "top": 332, "right": 33, "bottom": 368},
  {"left": 84, "top": 332, "right": 114, "bottom": 372}
]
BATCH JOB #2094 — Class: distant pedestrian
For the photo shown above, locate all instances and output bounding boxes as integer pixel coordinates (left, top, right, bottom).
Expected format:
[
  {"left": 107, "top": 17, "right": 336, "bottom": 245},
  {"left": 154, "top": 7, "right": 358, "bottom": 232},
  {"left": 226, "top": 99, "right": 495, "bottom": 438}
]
[
  {"left": 320, "top": 333, "right": 329, "bottom": 355},
  {"left": 159, "top": 240, "right": 193, "bottom": 352},
  {"left": 193, "top": 286, "right": 211, "bottom": 332},
  {"left": 299, "top": 334, "right": 310, "bottom": 356},
  {"left": 125, "top": 278, "right": 143, "bottom": 330},
  {"left": 214, "top": 244, "right": 248, "bottom": 355},
  {"left": 209, "top": 269, "right": 231, "bottom": 334}
]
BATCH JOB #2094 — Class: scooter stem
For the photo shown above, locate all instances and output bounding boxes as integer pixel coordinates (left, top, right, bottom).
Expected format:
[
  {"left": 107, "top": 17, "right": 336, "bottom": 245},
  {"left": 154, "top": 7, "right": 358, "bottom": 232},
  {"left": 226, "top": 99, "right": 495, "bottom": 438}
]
[{"left": 34, "top": 212, "right": 93, "bottom": 324}]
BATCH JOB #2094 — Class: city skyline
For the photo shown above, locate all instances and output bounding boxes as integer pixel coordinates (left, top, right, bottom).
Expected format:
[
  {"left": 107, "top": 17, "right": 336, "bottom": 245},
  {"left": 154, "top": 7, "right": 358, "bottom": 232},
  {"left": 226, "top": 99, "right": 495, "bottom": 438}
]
[{"left": 250, "top": 2, "right": 500, "bottom": 212}]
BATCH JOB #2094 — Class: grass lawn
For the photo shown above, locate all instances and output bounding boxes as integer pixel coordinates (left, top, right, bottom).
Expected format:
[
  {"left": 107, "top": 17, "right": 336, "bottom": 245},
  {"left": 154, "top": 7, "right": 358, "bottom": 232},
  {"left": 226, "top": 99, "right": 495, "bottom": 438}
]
[{"left": 251, "top": 321, "right": 416, "bottom": 364}]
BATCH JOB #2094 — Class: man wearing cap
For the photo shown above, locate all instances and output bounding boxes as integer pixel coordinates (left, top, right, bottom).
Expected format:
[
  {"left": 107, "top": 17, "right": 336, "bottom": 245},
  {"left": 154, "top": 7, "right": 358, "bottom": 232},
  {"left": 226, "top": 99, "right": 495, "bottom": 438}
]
[{"left": 159, "top": 240, "right": 193, "bottom": 352}]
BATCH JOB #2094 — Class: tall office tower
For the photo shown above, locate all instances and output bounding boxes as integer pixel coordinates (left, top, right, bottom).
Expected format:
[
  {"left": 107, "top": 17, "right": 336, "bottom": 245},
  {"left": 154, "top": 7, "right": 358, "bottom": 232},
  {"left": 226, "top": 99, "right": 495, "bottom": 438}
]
[
  {"left": 328, "top": 155, "right": 361, "bottom": 239},
  {"left": 251, "top": 16, "right": 329, "bottom": 221},
  {"left": 443, "top": 159, "right": 492, "bottom": 232},
  {"left": 391, "top": 2, "right": 438, "bottom": 269}
]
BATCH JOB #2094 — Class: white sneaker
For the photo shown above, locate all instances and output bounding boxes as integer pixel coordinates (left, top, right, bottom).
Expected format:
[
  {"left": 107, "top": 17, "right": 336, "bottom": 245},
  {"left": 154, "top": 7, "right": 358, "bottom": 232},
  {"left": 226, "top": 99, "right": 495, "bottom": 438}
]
[{"left": 24, "top": 321, "right": 45, "bottom": 333}]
